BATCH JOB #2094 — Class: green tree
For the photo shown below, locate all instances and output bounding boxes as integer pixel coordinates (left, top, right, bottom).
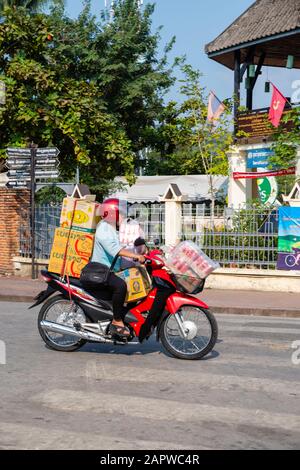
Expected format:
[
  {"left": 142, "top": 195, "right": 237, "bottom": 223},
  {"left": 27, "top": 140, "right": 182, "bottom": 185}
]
[
  {"left": 0, "top": 0, "right": 49, "bottom": 12},
  {"left": 0, "top": 1, "right": 178, "bottom": 197},
  {"left": 97, "top": 0, "right": 176, "bottom": 153},
  {"left": 47, "top": 0, "right": 176, "bottom": 156},
  {"left": 270, "top": 107, "right": 300, "bottom": 169},
  {"left": 264, "top": 107, "right": 300, "bottom": 199},
  {"left": 145, "top": 65, "right": 233, "bottom": 208},
  {"left": 0, "top": 6, "right": 135, "bottom": 197}
]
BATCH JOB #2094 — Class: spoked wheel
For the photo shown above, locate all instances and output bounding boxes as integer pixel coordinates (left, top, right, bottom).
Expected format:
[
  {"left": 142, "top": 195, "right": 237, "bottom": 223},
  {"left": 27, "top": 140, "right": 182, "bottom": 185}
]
[
  {"left": 285, "top": 255, "right": 296, "bottom": 268},
  {"left": 159, "top": 306, "right": 218, "bottom": 360},
  {"left": 38, "top": 295, "right": 88, "bottom": 352}
]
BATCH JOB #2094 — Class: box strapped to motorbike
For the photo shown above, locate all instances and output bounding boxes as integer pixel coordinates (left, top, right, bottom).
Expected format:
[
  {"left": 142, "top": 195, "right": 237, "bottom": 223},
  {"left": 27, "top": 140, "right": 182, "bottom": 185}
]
[
  {"left": 48, "top": 197, "right": 97, "bottom": 280},
  {"left": 116, "top": 265, "right": 152, "bottom": 303}
]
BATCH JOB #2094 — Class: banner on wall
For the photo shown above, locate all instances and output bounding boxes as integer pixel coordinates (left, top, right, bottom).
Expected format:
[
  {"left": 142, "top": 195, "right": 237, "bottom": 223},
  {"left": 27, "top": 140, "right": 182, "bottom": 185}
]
[
  {"left": 277, "top": 207, "right": 300, "bottom": 270},
  {"left": 233, "top": 167, "right": 296, "bottom": 180}
]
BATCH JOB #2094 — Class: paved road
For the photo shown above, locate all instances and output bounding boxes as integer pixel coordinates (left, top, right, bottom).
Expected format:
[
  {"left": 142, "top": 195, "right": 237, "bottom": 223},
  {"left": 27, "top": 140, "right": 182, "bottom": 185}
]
[{"left": 0, "top": 301, "right": 300, "bottom": 450}]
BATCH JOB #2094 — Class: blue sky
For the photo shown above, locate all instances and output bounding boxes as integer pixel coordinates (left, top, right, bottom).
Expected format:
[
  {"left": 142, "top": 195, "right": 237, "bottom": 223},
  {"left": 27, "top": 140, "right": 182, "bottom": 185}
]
[{"left": 65, "top": 0, "right": 300, "bottom": 107}]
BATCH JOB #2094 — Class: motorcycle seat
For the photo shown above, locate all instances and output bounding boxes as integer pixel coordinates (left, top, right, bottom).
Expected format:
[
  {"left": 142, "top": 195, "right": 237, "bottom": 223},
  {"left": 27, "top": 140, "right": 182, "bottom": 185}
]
[
  {"left": 42, "top": 270, "right": 113, "bottom": 310},
  {"left": 43, "top": 270, "right": 83, "bottom": 288}
]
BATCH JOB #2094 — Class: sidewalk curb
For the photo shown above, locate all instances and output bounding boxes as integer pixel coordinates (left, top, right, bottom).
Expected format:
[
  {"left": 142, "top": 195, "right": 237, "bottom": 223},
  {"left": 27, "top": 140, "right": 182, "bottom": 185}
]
[
  {"left": 1, "top": 294, "right": 300, "bottom": 318},
  {"left": 0, "top": 295, "right": 36, "bottom": 303},
  {"left": 211, "top": 306, "right": 300, "bottom": 318}
]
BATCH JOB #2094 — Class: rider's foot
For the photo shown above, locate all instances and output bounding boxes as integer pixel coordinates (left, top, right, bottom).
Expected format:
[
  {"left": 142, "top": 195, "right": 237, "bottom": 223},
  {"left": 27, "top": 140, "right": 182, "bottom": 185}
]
[{"left": 110, "top": 321, "right": 130, "bottom": 338}]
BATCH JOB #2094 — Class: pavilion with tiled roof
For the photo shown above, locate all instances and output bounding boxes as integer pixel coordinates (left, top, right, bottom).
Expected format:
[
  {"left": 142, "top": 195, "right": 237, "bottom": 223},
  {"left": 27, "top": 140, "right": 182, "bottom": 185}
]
[{"left": 205, "top": 0, "right": 300, "bottom": 132}]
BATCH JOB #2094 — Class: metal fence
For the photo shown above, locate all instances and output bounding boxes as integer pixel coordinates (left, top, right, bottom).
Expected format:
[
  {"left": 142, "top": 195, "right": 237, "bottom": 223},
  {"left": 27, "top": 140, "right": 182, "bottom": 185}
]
[
  {"left": 19, "top": 203, "right": 279, "bottom": 269},
  {"left": 181, "top": 204, "right": 279, "bottom": 270},
  {"left": 128, "top": 202, "right": 165, "bottom": 245},
  {"left": 20, "top": 205, "right": 61, "bottom": 259},
  {"left": 19, "top": 202, "right": 165, "bottom": 260}
]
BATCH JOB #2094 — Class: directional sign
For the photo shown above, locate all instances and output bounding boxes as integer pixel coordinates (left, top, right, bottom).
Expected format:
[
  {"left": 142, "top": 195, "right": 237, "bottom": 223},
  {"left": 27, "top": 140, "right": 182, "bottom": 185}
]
[
  {"left": 7, "top": 147, "right": 59, "bottom": 160},
  {"left": 35, "top": 165, "right": 58, "bottom": 173},
  {"left": 5, "top": 146, "right": 61, "bottom": 280},
  {"left": 6, "top": 148, "right": 31, "bottom": 157},
  {"left": 6, "top": 146, "right": 60, "bottom": 190},
  {"left": 36, "top": 158, "right": 58, "bottom": 165},
  {"left": 6, "top": 180, "right": 30, "bottom": 188},
  {"left": 8, "top": 170, "right": 31, "bottom": 177},
  {"left": 8, "top": 170, "right": 59, "bottom": 177},
  {"left": 36, "top": 172, "right": 59, "bottom": 179},
  {"left": 6, "top": 157, "right": 57, "bottom": 166},
  {"left": 6, "top": 147, "right": 59, "bottom": 157},
  {"left": 36, "top": 148, "right": 60, "bottom": 158},
  {"left": 7, "top": 159, "right": 31, "bottom": 167},
  {"left": 8, "top": 178, "right": 31, "bottom": 183}
]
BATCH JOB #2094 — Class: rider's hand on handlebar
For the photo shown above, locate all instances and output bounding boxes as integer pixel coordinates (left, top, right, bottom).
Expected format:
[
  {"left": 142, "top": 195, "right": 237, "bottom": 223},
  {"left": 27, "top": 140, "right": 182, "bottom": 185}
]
[{"left": 136, "top": 255, "right": 146, "bottom": 264}]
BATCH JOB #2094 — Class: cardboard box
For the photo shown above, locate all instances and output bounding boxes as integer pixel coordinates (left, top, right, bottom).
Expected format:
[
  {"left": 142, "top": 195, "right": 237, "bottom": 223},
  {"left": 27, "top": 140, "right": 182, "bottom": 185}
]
[
  {"left": 117, "top": 266, "right": 152, "bottom": 303},
  {"left": 48, "top": 228, "right": 95, "bottom": 278},
  {"left": 60, "top": 197, "right": 101, "bottom": 233}
]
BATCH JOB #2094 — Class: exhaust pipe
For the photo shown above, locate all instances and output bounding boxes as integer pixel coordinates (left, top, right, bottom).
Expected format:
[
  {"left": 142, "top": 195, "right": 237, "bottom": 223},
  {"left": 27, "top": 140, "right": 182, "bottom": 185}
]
[{"left": 40, "top": 320, "right": 108, "bottom": 343}]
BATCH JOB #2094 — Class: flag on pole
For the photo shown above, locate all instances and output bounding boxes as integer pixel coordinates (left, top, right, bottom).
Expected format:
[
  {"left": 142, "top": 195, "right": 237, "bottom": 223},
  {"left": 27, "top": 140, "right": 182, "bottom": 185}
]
[
  {"left": 268, "top": 83, "right": 287, "bottom": 127},
  {"left": 207, "top": 91, "right": 226, "bottom": 124}
]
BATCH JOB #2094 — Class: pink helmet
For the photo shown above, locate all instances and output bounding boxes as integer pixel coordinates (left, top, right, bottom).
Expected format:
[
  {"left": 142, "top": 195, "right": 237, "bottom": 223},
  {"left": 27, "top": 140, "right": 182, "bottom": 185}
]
[{"left": 100, "top": 198, "right": 127, "bottom": 225}]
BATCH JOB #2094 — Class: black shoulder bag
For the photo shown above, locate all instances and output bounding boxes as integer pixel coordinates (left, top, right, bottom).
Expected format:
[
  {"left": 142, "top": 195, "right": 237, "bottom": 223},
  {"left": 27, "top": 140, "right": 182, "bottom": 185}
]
[{"left": 80, "top": 255, "right": 119, "bottom": 289}]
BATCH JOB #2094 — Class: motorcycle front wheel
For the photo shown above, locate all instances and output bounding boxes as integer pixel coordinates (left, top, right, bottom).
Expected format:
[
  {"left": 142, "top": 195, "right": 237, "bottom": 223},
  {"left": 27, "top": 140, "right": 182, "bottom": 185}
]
[
  {"left": 159, "top": 306, "right": 218, "bottom": 360},
  {"left": 38, "top": 295, "right": 88, "bottom": 352}
]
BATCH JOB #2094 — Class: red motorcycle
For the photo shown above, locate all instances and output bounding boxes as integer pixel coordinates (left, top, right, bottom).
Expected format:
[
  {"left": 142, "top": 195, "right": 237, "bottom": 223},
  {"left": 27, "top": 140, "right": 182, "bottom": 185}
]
[{"left": 33, "top": 249, "right": 218, "bottom": 360}]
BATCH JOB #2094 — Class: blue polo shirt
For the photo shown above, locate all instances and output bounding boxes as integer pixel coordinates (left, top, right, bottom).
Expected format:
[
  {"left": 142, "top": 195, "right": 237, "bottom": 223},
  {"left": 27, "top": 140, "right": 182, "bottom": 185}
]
[{"left": 91, "top": 221, "right": 121, "bottom": 271}]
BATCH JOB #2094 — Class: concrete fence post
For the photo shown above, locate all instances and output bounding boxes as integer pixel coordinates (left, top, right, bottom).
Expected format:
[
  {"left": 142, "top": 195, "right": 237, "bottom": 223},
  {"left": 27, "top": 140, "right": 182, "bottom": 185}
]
[
  {"left": 227, "top": 145, "right": 251, "bottom": 208},
  {"left": 160, "top": 183, "right": 185, "bottom": 247},
  {"left": 164, "top": 200, "right": 182, "bottom": 247}
]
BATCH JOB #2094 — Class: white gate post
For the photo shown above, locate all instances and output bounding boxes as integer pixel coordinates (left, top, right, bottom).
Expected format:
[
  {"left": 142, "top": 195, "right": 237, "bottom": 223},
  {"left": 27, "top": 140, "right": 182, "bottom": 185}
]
[
  {"left": 228, "top": 146, "right": 251, "bottom": 208},
  {"left": 161, "top": 184, "right": 185, "bottom": 247}
]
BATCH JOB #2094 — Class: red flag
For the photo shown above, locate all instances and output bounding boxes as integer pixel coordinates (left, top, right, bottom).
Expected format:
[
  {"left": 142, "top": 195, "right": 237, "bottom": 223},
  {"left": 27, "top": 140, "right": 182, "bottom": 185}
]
[{"left": 269, "top": 84, "right": 287, "bottom": 127}]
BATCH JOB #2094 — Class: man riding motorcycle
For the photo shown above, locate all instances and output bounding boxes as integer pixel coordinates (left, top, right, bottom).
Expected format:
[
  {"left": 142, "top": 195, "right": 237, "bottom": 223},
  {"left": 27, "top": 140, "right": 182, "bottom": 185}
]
[
  {"left": 35, "top": 201, "right": 218, "bottom": 360},
  {"left": 91, "top": 198, "right": 175, "bottom": 343},
  {"left": 91, "top": 198, "right": 145, "bottom": 338}
]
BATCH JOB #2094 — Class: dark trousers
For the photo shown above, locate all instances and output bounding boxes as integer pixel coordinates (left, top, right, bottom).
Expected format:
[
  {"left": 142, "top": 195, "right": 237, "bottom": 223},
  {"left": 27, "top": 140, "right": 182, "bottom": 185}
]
[
  {"left": 108, "top": 273, "right": 128, "bottom": 321},
  {"left": 139, "top": 279, "right": 175, "bottom": 342},
  {"left": 94, "top": 273, "right": 127, "bottom": 321}
]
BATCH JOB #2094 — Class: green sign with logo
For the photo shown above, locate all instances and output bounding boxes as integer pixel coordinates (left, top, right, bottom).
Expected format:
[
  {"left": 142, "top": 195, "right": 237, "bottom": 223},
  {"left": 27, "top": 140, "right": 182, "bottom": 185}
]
[{"left": 257, "top": 176, "right": 278, "bottom": 205}]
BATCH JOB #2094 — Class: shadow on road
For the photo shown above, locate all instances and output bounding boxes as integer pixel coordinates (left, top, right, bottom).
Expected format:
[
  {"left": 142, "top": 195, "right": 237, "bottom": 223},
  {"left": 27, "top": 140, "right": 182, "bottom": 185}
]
[{"left": 76, "top": 336, "right": 220, "bottom": 360}]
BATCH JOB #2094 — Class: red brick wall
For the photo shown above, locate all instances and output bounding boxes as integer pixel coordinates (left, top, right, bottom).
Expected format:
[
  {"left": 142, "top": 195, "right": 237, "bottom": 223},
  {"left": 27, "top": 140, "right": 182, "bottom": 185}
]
[{"left": 0, "top": 188, "right": 30, "bottom": 274}]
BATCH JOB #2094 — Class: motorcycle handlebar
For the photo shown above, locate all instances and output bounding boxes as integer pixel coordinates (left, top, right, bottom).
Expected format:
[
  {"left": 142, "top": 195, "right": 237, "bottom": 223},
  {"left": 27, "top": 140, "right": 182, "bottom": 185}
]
[{"left": 133, "top": 257, "right": 151, "bottom": 264}]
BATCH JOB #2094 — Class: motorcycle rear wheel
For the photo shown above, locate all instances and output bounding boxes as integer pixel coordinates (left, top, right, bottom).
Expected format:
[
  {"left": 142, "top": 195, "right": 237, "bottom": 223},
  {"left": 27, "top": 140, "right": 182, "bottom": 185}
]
[
  {"left": 38, "top": 295, "right": 88, "bottom": 352},
  {"left": 159, "top": 307, "right": 218, "bottom": 360}
]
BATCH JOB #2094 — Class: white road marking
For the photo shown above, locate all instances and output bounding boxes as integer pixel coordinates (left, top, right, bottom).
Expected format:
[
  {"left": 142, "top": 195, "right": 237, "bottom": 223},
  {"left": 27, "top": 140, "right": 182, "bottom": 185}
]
[
  {"left": 82, "top": 362, "right": 300, "bottom": 395},
  {"left": 33, "top": 389, "right": 300, "bottom": 433}
]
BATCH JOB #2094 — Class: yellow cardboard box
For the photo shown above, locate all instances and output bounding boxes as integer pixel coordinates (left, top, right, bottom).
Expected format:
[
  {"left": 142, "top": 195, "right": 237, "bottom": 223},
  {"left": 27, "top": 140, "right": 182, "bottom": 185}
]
[
  {"left": 60, "top": 197, "right": 101, "bottom": 233},
  {"left": 117, "top": 266, "right": 152, "bottom": 303},
  {"left": 48, "top": 228, "right": 95, "bottom": 278}
]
